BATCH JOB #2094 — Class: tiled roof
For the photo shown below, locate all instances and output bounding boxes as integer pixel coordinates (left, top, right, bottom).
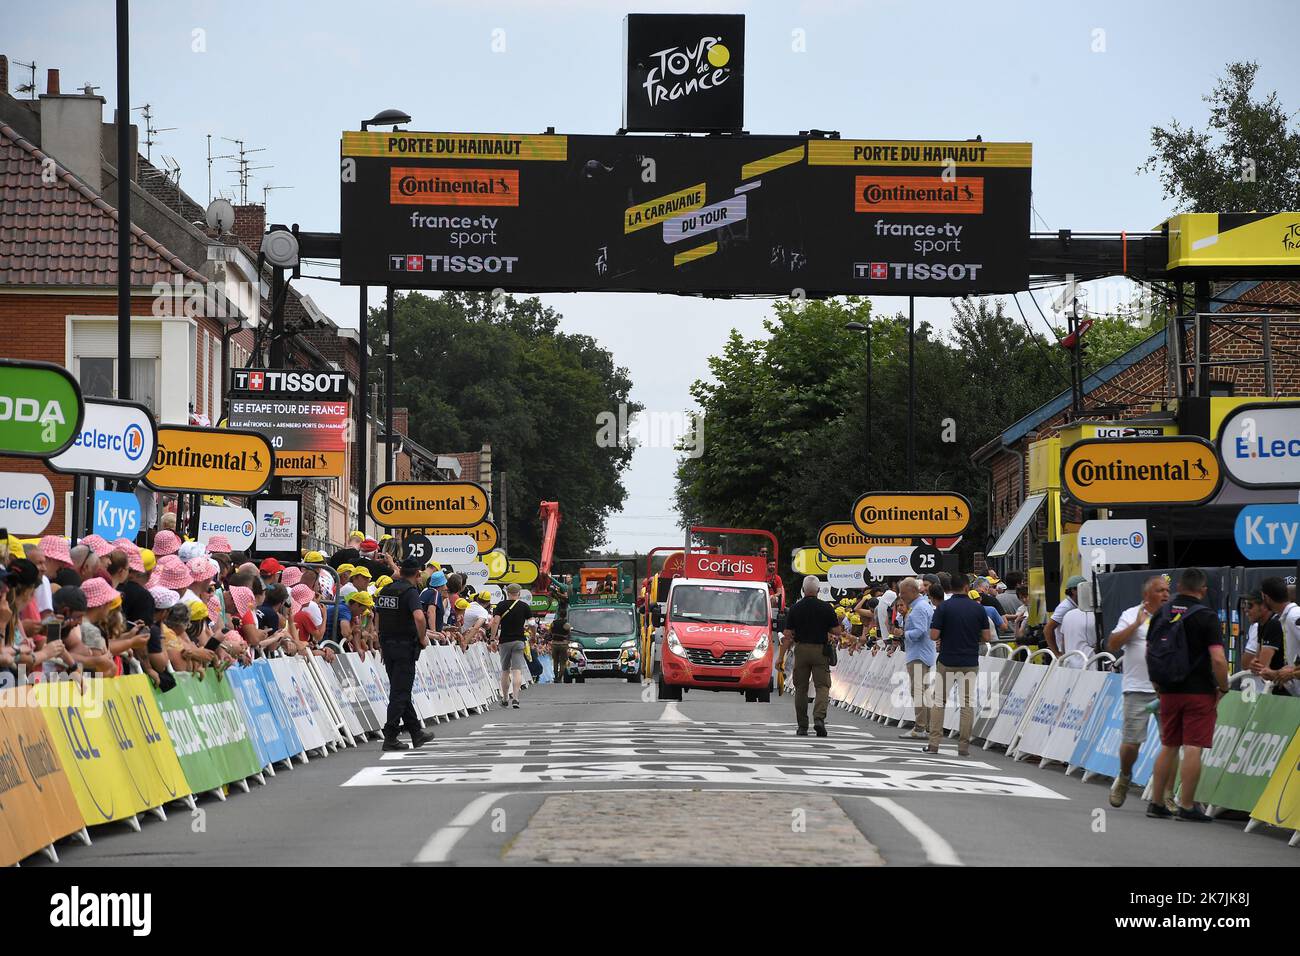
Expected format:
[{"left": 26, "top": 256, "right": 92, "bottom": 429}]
[{"left": 0, "top": 121, "right": 205, "bottom": 287}]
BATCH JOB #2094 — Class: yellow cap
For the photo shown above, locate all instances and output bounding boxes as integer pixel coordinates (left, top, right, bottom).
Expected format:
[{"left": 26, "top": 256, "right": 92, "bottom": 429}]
[
  {"left": 350, "top": 566, "right": 372, "bottom": 580},
  {"left": 969, "top": 590, "right": 981, "bottom": 600},
  {"left": 834, "top": 606, "right": 846, "bottom": 618},
  {"left": 337, "top": 564, "right": 355, "bottom": 577},
  {"left": 7, "top": 535, "right": 25, "bottom": 559},
  {"left": 374, "top": 575, "right": 393, "bottom": 589},
  {"left": 189, "top": 602, "right": 210, "bottom": 622},
  {"left": 140, "top": 548, "right": 157, "bottom": 572},
  {"left": 349, "top": 530, "right": 364, "bottom": 540},
  {"left": 304, "top": 550, "right": 324, "bottom": 563},
  {"left": 380, "top": 533, "right": 393, "bottom": 541},
  {"left": 455, "top": 598, "right": 470, "bottom": 610},
  {"left": 426, "top": 560, "right": 441, "bottom": 570},
  {"left": 347, "top": 591, "right": 374, "bottom": 608}
]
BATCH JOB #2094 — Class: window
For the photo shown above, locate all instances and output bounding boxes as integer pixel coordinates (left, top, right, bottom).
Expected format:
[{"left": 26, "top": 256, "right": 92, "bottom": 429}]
[
  {"left": 210, "top": 335, "right": 221, "bottom": 421},
  {"left": 131, "top": 358, "right": 158, "bottom": 414},
  {"left": 79, "top": 357, "right": 115, "bottom": 398}
]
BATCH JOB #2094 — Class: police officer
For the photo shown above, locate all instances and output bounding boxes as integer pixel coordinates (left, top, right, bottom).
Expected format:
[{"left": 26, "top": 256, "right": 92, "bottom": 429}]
[{"left": 375, "top": 557, "right": 434, "bottom": 751}]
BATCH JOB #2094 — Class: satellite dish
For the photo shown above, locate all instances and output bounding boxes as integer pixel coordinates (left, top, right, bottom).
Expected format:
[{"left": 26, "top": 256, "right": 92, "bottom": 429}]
[
  {"left": 205, "top": 198, "right": 235, "bottom": 234},
  {"left": 262, "top": 228, "right": 299, "bottom": 268}
]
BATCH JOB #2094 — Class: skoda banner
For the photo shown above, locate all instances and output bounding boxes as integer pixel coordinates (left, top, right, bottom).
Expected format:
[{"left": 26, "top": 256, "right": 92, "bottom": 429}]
[
  {"left": 0, "top": 358, "right": 83, "bottom": 458},
  {"left": 47, "top": 398, "right": 157, "bottom": 479},
  {"left": 197, "top": 504, "right": 257, "bottom": 551},
  {"left": 91, "top": 490, "right": 142, "bottom": 540},
  {"left": 1217, "top": 401, "right": 1300, "bottom": 489},
  {"left": 0, "top": 472, "right": 55, "bottom": 535}
]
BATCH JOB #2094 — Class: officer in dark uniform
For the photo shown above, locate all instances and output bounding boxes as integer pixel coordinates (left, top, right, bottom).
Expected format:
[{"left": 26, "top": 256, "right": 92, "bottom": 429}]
[{"left": 375, "top": 557, "right": 434, "bottom": 751}]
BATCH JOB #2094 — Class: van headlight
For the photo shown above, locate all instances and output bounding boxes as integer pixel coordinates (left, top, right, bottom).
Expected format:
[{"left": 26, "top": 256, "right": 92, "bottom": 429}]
[
  {"left": 750, "top": 633, "right": 769, "bottom": 660},
  {"left": 621, "top": 639, "right": 637, "bottom": 649},
  {"left": 666, "top": 630, "right": 687, "bottom": 657}
]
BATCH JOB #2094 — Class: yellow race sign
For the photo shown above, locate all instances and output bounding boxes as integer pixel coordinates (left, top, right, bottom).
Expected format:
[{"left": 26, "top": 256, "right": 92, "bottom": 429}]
[
  {"left": 482, "top": 549, "right": 508, "bottom": 578},
  {"left": 368, "top": 481, "right": 490, "bottom": 528},
  {"left": 421, "top": 520, "right": 499, "bottom": 553},
  {"left": 144, "top": 425, "right": 274, "bottom": 495},
  {"left": 491, "top": 557, "right": 540, "bottom": 586},
  {"left": 817, "top": 521, "right": 911, "bottom": 558},
  {"left": 1061, "top": 437, "right": 1222, "bottom": 507},
  {"left": 852, "top": 492, "right": 971, "bottom": 538}
]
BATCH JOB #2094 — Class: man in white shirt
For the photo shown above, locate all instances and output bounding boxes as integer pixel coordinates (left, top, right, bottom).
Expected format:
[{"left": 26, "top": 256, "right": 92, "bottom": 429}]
[
  {"left": 1058, "top": 605, "right": 1097, "bottom": 666},
  {"left": 875, "top": 583, "right": 898, "bottom": 640},
  {"left": 1254, "top": 577, "right": 1300, "bottom": 696},
  {"left": 1044, "top": 575, "right": 1084, "bottom": 655},
  {"left": 1104, "top": 575, "right": 1170, "bottom": 807}
]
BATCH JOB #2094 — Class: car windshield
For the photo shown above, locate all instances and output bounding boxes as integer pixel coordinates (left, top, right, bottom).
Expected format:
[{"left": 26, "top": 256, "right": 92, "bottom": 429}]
[
  {"left": 670, "top": 585, "right": 768, "bottom": 625},
  {"left": 567, "top": 607, "right": 635, "bottom": 636}
]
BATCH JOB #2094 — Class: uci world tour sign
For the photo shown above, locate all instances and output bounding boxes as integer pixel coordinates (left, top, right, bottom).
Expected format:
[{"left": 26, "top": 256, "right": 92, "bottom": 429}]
[
  {"left": 1061, "top": 436, "right": 1222, "bottom": 507},
  {"left": 368, "top": 481, "right": 490, "bottom": 528},
  {"left": 852, "top": 492, "right": 971, "bottom": 538},
  {"left": 0, "top": 358, "right": 83, "bottom": 458},
  {"left": 144, "top": 425, "right": 275, "bottom": 496}
]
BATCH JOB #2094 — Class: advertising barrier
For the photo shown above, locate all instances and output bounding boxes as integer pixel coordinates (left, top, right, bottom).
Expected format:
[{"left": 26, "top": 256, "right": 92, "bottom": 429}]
[
  {"left": 0, "top": 687, "right": 87, "bottom": 866},
  {"left": 1196, "top": 692, "right": 1300, "bottom": 814}
]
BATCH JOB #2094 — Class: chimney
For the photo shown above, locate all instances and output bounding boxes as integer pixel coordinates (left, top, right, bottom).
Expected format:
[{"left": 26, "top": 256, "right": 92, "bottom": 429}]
[
  {"left": 392, "top": 407, "right": 409, "bottom": 438},
  {"left": 232, "top": 204, "right": 266, "bottom": 251},
  {"left": 0, "top": 56, "right": 8, "bottom": 94},
  {"left": 39, "top": 77, "right": 107, "bottom": 192}
]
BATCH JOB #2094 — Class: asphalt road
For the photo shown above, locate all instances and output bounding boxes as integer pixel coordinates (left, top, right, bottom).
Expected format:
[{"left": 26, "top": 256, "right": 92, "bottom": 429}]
[{"left": 31, "top": 679, "right": 1299, "bottom": 866}]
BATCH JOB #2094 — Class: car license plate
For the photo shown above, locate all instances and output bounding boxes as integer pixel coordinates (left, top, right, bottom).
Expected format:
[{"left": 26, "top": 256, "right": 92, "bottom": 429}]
[{"left": 588, "top": 662, "right": 613, "bottom": 670}]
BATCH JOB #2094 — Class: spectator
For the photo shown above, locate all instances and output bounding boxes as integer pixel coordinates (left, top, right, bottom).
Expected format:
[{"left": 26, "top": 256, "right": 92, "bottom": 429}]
[
  {"left": 926, "top": 572, "right": 994, "bottom": 756},
  {"left": 1106, "top": 575, "right": 1170, "bottom": 807},
  {"left": 1045, "top": 575, "right": 1085, "bottom": 655},
  {"left": 1145, "top": 567, "right": 1228, "bottom": 822},
  {"left": 1058, "top": 602, "right": 1099, "bottom": 666},
  {"left": 996, "top": 570, "right": 1025, "bottom": 616},
  {"left": 899, "top": 577, "right": 937, "bottom": 741},
  {"left": 23, "top": 542, "right": 54, "bottom": 618},
  {"left": 259, "top": 557, "right": 284, "bottom": 590},
  {"left": 491, "top": 583, "right": 532, "bottom": 709},
  {"left": 779, "top": 575, "right": 843, "bottom": 738},
  {"left": 1253, "top": 576, "right": 1299, "bottom": 696}
]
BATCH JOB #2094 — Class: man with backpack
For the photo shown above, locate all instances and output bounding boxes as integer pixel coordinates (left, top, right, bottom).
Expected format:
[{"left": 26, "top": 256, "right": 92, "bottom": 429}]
[{"left": 1144, "top": 567, "right": 1229, "bottom": 822}]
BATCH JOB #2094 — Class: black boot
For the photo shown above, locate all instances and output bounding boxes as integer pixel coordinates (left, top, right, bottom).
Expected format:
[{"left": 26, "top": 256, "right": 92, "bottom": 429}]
[{"left": 410, "top": 728, "right": 435, "bottom": 748}]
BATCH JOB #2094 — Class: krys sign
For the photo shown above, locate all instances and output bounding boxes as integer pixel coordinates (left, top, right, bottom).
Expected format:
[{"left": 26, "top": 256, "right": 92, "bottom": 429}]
[
  {"left": 1234, "top": 504, "right": 1300, "bottom": 561},
  {"left": 144, "top": 425, "right": 275, "bottom": 496},
  {"left": 367, "top": 481, "right": 489, "bottom": 528},
  {"left": 0, "top": 359, "right": 83, "bottom": 458},
  {"left": 1061, "top": 437, "right": 1222, "bottom": 507}
]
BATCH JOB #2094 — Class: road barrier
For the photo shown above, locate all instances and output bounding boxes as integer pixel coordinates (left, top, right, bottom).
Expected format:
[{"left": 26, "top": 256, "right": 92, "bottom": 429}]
[
  {"left": 825, "top": 644, "right": 1300, "bottom": 848},
  {"left": 1, "top": 640, "right": 506, "bottom": 866}
]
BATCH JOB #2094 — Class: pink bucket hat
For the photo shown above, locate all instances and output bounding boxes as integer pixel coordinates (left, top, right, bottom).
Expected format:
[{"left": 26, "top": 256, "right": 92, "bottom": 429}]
[
  {"left": 80, "top": 576, "right": 120, "bottom": 609},
  {"left": 152, "top": 529, "right": 181, "bottom": 557},
  {"left": 41, "top": 534, "right": 72, "bottom": 565},
  {"left": 188, "top": 557, "right": 217, "bottom": 584},
  {"left": 206, "top": 535, "right": 232, "bottom": 554},
  {"left": 291, "top": 583, "right": 314, "bottom": 606},
  {"left": 206, "top": 593, "right": 224, "bottom": 623},
  {"left": 79, "top": 534, "right": 114, "bottom": 557},
  {"left": 149, "top": 586, "right": 180, "bottom": 610},
  {"left": 116, "top": 542, "right": 146, "bottom": 574},
  {"left": 156, "top": 560, "right": 193, "bottom": 590},
  {"left": 280, "top": 566, "right": 303, "bottom": 588},
  {"left": 228, "top": 586, "right": 256, "bottom": 619}
]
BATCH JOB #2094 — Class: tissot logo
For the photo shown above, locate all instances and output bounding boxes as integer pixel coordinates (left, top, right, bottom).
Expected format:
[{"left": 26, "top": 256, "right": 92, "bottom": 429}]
[{"left": 855, "top": 262, "right": 984, "bottom": 282}]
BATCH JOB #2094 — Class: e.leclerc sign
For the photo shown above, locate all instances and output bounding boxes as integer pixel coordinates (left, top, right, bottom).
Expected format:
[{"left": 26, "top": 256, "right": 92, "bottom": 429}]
[
  {"left": 47, "top": 398, "right": 156, "bottom": 479},
  {"left": 1217, "top": 401, "right": 1300, "bottom": 489},
  {"left": 144, "top": 425, "right": 275, "bottom": 496},
  {"left": 851, "top": 492, "right": 970, "bottom": 538},
  {"left": 0, "top": 472, "right": 56, "bottom": 535},
  {"left": 1061, "top": 436, "right": 1221, "bottom": 507},
  {"left": 367, "top": 481, "right": 490, "bottom": 528},
  {"left": 0, "top": 358, "right": 83, "bottom": 458}
]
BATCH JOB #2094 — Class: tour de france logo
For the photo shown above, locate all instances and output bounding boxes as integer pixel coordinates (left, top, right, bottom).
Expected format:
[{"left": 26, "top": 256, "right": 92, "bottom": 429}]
[{"left": 643, "top": 36, "right": 732, "bottom": 108}]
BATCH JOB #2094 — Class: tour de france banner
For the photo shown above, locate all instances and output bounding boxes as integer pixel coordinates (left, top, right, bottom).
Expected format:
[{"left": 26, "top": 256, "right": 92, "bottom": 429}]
[
  {"left": 227, "top": 368, "right": 350, "bottom": 478},
  {"left": 0, "top": 687, "right": 86, "bottom": 865},
  {"left": 152, "top": 672, "right": 264, "bottom": 794},
  {"left": 340, "top": 130, "right": 1031, "bottom": 297}
]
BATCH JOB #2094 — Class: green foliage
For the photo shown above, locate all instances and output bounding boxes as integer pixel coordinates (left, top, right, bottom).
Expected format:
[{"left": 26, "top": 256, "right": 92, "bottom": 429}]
[
  {"left": 370, "top": 291, "right": 640, "bottom": 556},
  {"left": 674, "top": 297, "right": 1064, "bottom": 567},
  {"left": 1141, "top": 60, "right": 1300, "bottom": 212}
]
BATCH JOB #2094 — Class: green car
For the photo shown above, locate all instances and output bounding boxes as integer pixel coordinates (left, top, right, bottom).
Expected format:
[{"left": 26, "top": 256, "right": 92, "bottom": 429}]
[{"left": 564, "top": 603, "right": 641, "bottom": 682}]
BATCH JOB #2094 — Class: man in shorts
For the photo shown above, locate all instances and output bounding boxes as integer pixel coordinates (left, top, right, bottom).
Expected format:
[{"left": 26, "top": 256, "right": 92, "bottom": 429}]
[
  {"left": 491, "top": 583, "right": 531, "bottom": 709},
  {"left": 1105, "top": 574, "right": 1170, "bottom": 807}
]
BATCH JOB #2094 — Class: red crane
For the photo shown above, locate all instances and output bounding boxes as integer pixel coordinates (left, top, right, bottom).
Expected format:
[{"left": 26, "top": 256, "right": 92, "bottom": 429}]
[{"left": 537, "top": 500, "right": 561, "bottom": 592}]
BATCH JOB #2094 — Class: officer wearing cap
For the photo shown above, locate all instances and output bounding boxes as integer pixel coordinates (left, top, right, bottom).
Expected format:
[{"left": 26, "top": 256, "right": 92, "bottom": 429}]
[{"left": 374, "top": 557, "right": 434, "bottom": 751}]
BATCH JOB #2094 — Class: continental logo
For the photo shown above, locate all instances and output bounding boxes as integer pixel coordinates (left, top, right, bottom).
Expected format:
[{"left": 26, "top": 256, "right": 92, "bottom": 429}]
[
  {"left": 367, "top": 481, "right": 489, "bottom": 528},
  {"left": 807, "top": 140, "right": 1032, "bottom": 167},
  {"left": 389, "top": 167, "right": 519, "bottom": 207},
  {"left": 341, "top": 131, "right": 567, "bottom": 161},
  {"left": 1062, "top": 438, "right": 1222, "bottom": 507},
  {"left": 625, "top": 183, "right": 706, "bottom": 234},
  {"left": 420, "top": 521, "right": 499, "bottom": 552},
  {"left": 852, "top": 492, "right": 971, "bottom": 537},
  {"left": 145, "top": 426, "right": 274, "bottom": 496},
  {"left": 855, "top": 176, "right": 983, "bottom": 214}
]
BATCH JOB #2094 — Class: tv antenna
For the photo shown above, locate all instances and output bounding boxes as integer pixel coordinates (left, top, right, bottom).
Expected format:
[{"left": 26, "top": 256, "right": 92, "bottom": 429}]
[
  {"left": 14, "top": 60, "right": 36, "bottom": 99},
  {"left": 222, "top": 136, "right": 269, "bottom": 205},
  {"left": 261, "top": 183, "right": 293, "bottom": 217},
  {"left": 160, "top": 154, "right": 182, "bottom": 188},
  {"left": 132, "top": 104, "right": 175, "bottom": 162},
  {"left": 206, "top": 134, "right": 237, "bottom": 204}
]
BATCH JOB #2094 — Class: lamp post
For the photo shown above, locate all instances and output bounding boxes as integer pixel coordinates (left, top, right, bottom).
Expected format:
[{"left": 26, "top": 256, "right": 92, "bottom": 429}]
[
  {"left": 357, "top": 109, "right": 411, "bottom": 535},
  {"left": 845, "top": 320, "right": 872, "bottom": 485}
]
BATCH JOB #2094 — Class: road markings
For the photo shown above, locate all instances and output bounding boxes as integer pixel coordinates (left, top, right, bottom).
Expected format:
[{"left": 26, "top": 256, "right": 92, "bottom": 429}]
[
  {"left": 413, "top": 791, "right": 504, "bottom": 863},
  {"left": 865, "top": 796, "right": 963, "bottom": 866},
  {"left": 658, "top": 701, "right": 692, "bottom": 722}
]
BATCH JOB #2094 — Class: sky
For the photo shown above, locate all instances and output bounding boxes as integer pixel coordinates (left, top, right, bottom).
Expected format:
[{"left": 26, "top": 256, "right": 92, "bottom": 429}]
[{"left": 9, "top": 0, "right": 1300, "bottom": 551}]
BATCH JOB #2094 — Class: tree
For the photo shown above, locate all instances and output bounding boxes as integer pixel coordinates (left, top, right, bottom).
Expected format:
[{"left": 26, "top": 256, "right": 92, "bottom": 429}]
[
  {"left": 370, "top": 291, "right": 640, "bottom": 557},
  {"left": 1141, "top": 60, "right": 1300, "bottom": 211},
  {"left": 674, "top": 297, "right": 1063, "bottom": 569}
]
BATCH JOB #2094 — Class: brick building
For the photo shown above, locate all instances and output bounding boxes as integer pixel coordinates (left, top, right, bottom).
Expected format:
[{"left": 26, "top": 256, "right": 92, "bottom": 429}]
[{"left": 973, "top": 279, "right": 1300, "bottom": 574}]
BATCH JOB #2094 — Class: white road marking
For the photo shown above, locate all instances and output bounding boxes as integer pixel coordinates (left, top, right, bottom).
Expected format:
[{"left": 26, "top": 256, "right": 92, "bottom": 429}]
[
  {"left": 658, "top": 701, "right": 692, "bottom": 722},
  {"left": 866, "top": 796, "right": 963, "bottom": 866},
  {"left": 413, "top": 791, "right": 504, "bottom": 863}
]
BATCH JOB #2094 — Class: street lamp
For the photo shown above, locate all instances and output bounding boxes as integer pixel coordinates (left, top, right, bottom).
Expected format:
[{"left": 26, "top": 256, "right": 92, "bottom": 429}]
[
  {"left": 845, "top": 321, "right": 872, "bottom": 485},
  {"left": 356, "top": 108, "right": 411, "bottom": 535}
]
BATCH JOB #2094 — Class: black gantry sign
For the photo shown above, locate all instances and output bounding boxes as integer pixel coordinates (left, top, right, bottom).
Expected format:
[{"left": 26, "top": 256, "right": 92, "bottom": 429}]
[
  {"left": 623, "top": 13, "right": 745, "bottom": 133},
  {"left": 340, "top": 132, "right": 1031, "bottom": 297}
]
